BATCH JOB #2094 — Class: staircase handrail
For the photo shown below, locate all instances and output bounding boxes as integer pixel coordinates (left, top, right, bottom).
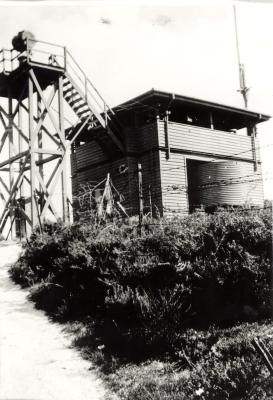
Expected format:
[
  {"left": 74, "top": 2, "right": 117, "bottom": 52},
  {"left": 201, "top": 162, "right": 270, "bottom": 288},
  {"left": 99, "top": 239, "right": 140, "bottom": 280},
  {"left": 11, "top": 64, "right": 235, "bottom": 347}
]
[
  {"left": 0, "top": 40, "right": 114, "bottom": 121},
  {"left": 0, "top": 39, "right": 123, "bottom": 139},
  {"left": 27, "top": 37, "right": 65, "bottom": 50},
  {"left": 65, "top": 49, "right": 115, "bottom": 118}
]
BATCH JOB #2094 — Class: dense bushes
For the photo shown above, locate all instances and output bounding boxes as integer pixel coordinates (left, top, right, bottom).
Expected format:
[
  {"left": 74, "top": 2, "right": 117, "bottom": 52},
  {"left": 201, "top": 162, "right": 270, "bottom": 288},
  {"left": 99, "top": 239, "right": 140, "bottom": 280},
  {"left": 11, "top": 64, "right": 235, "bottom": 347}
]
[
  {"left": 10, "top": 208, "right": 272, "bottom": 354},
  {"left": 9, "top": 208, "right": 273, "bottom": 398}
]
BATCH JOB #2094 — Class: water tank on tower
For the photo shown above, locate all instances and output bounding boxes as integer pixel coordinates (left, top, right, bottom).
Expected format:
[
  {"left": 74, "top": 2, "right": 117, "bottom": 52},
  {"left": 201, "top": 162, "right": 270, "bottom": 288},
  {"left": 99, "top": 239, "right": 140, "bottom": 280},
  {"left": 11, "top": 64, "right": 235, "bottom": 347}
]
[{"left": 12, "top": 30, "right": 35, "bottom": 52}]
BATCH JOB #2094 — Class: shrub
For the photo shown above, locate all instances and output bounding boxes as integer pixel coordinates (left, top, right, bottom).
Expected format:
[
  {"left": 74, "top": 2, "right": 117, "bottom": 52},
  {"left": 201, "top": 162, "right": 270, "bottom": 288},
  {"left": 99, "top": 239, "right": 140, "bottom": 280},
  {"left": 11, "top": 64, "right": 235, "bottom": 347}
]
[
  {"left": 28, "top": 282, "right": 66, "bottom": 315},
  {"left": 113, "top": 323, "right": 273, "bottom": 400},
  {"left": 9, "top": 208, "right": 272, "bottom": 356},
  {"left": 102, "top": 283, "right": 192, "bottom": 356}
]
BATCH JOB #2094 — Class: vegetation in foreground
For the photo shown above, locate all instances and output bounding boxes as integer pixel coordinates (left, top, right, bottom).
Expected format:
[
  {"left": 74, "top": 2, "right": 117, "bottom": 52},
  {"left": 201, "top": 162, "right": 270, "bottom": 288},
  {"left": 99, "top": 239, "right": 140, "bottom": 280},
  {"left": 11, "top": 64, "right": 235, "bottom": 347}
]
[
  {"left": 10, "top": 208, "right": 273, "bottom": 399},
  {"left": 67, "top": 319, "right": 273, "bottom": 400}
]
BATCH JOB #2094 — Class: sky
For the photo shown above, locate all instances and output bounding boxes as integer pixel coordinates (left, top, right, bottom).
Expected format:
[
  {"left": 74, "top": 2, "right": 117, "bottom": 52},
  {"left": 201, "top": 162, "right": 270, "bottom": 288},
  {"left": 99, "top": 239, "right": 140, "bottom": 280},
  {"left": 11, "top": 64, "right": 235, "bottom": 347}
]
[{"left": 0, "top": 0, "right": 272, "bottom": 203}]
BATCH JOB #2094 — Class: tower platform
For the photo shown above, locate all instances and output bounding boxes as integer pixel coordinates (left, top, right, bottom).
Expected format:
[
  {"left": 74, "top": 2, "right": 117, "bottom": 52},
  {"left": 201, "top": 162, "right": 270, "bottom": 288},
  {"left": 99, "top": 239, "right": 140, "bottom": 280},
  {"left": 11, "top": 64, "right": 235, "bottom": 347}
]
[{"left": 0, "top": 63, "right": 63, "bottom": 100}]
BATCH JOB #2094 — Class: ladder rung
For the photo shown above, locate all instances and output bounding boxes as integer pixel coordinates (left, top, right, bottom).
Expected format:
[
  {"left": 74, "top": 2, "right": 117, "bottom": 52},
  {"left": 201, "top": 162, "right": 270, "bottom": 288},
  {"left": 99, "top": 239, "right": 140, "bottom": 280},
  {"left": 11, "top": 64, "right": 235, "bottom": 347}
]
[
  {"left": 72, "top": 99, "right": 85, "bottom": 107},
  {"left": 77, "top": 112, "right": 92, "bottom": 122},
  {"left": 66, "top": 94, "right": 82, "bottom": 102},
  {"left": 64, "top": 88, "right": 77, "bottom": 96},
  {"left": 68, "top": 98, "right": 84, "bottom": 107},
  {"left": 74, "top": 104, "right": 89, "bottom": 113},
  {"left": 78, "top": 110, "right": 92, "bottom": 117},
  {"left": 77, "top": 105, "right": 90, "bottom": 113},
  {"left": 63, "top": 83, "right": 73, "bottom": 90}
]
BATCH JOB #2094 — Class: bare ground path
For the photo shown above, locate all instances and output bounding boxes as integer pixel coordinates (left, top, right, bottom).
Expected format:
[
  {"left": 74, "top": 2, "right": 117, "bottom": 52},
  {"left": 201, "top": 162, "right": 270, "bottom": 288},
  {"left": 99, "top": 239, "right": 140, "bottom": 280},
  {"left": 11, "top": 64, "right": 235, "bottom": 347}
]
[{"left": 0, "top": 242, "right": 106, "bottom": 400}]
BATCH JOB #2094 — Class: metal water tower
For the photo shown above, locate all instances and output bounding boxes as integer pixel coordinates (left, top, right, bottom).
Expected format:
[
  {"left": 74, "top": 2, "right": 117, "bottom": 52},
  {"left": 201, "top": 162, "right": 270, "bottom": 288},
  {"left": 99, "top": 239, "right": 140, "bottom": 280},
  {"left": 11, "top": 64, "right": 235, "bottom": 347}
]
[{"left": 0, "top": 31, "right": 123, "bottom": 238}]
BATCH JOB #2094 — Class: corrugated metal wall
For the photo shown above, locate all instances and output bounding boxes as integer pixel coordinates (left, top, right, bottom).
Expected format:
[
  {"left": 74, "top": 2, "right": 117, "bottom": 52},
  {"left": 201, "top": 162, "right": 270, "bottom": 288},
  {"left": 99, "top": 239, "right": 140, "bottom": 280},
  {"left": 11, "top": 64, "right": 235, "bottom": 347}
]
[{"left": 193, "top": 161, "right": 264, "bottom": 207}]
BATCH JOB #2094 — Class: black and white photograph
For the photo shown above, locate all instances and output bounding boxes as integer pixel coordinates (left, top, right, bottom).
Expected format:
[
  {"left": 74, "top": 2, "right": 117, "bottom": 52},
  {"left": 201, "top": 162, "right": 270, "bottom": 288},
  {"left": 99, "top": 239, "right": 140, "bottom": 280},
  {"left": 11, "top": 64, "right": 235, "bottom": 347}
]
[{"left": 0, "top": 0, "right": 272, "bottom": 399}]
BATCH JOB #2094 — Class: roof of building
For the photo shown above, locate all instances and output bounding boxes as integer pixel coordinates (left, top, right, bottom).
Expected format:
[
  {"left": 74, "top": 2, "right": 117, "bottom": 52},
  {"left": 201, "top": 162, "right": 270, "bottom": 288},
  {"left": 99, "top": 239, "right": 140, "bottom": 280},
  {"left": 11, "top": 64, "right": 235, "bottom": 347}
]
[{"left": 114, "top": 89, "right": 271, "bottom": 130}]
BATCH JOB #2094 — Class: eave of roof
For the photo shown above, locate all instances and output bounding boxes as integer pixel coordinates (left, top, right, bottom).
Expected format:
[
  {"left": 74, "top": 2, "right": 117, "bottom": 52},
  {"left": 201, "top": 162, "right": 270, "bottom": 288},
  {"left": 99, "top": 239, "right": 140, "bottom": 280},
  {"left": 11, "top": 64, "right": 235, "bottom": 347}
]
[{"left": 114, "top": 88, "right": 271, "bottom": 123}]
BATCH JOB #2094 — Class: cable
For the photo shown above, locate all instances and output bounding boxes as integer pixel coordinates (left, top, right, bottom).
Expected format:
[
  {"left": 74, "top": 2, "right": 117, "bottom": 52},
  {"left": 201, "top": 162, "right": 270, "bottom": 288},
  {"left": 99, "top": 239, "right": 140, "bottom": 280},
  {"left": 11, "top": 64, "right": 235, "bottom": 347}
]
[
  {"left": 216, "top": 141, "right": 273, "bottom": 159},
  {"left": 156, "top": 144, "right": 273, "bottom": 175}
]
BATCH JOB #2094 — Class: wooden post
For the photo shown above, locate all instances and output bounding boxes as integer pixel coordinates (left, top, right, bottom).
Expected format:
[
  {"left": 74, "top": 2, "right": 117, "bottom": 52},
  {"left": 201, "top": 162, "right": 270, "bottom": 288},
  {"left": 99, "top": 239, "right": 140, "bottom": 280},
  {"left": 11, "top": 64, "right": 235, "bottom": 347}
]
[
  {"left": 137, "top": 163, "right": 143, "bottom": 235},
  {"left": 252, "top": 338, "right": 273, "bottom": 376},
  {"left": 97, "top": 173, "right": 110, "bottom": 220},
  {"left": 66, "top": 198, "right": 71, "bottom": 224},
  {"left": 164, "top": 111, "right": 171, "bottom": 160},
  {"left": 148, "top": 184, "right": 152, "bottom": 217},
  {"left": 251, "top": 125, "right": 258, "bottom": 172},
  {"left": 63, "top": 46, "right": 67, "bottom": 72},
  {"left": 209, "top": 112, "right": 214, "bottom": 129}
]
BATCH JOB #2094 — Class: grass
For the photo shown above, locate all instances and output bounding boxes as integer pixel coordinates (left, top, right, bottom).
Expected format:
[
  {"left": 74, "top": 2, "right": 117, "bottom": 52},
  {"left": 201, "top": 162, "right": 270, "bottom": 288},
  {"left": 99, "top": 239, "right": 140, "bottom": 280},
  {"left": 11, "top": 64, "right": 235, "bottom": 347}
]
[{"left": 65, "top": 319, "right": 273, "bottom": 400}]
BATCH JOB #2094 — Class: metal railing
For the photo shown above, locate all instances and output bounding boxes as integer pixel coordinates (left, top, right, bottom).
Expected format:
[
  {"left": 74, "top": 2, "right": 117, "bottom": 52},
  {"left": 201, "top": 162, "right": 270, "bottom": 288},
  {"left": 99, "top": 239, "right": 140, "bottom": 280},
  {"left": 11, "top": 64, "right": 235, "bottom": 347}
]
[
  {"left": 26, "top": 38, "right": 66, "bottom": 70},
  {"left": 0, "top": 48, "right": 21, "bottom": 74},
  {"left": 64, "top": 49, "right": 116, "bottom": 128},
  {"left": 0, "top": 38, "right": 66, "bottom": 74},
  {"left": 0, "top": 38, "right": 122, "bottom": 136}
]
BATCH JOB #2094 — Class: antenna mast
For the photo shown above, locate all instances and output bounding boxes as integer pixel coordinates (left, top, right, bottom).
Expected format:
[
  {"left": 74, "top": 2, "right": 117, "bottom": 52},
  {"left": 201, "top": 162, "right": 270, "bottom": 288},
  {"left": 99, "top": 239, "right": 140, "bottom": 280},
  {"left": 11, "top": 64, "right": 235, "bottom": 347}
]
[{"left": 233, "top": 5, "right": 249, "bottom": 108}]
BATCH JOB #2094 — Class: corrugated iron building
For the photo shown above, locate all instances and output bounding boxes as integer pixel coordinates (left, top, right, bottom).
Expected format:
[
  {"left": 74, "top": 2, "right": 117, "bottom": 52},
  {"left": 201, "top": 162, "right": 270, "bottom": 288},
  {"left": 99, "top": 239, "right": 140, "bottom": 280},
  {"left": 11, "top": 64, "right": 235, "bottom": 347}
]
[{"left": 71, "top": 89, "right": 270, "bottom": 216}]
